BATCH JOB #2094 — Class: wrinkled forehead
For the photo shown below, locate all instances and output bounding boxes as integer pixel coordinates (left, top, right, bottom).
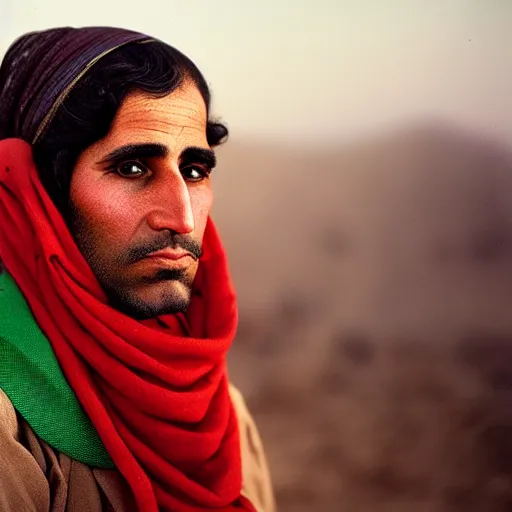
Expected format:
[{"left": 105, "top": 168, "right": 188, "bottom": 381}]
[
  {"left": 86, "top": 82, "right": 209, "bottom": 157},
  {"left": 115, "top": 83, "right": 207, "bottom": 130}
]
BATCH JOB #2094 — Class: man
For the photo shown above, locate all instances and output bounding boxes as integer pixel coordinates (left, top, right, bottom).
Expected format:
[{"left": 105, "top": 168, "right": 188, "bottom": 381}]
[{"left": 0, "top": 27, "right": 275, "bottom": 512}]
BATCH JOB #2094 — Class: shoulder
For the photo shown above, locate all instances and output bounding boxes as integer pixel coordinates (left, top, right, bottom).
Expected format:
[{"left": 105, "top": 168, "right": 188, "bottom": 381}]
[
  {"left": 229, "top": 383, "right": 276, "bottom": 512},
  {"left": 0, "top": 388, "right": 19, "bottom": 438},
  {"left": 0, "top": 389, "right": 50, "bottom": 511}
]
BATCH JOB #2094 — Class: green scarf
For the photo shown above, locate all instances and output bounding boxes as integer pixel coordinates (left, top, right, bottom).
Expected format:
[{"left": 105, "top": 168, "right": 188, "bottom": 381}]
[{"left": 0, "top": 269, "right": 114, "bottom": 468}]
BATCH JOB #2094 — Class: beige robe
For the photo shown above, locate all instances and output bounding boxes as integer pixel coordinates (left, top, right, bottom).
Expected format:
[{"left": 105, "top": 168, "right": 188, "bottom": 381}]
[{"left": 0, "top": 385, "right": 275, "bottom": 512}]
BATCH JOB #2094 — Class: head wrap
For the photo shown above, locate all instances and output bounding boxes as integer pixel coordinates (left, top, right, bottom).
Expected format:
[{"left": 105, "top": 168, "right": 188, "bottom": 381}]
[
  {"left": 0, "top": 27, "right": 254, "bottom": 512},
  {"left": 0, "top": 26, "right": 149, "bottom": 142}
]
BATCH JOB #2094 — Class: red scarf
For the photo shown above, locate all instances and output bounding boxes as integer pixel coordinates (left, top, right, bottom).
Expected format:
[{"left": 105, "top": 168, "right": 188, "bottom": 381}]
[{"left": 0, "top": 138, "right": 255, "bottom": 512}]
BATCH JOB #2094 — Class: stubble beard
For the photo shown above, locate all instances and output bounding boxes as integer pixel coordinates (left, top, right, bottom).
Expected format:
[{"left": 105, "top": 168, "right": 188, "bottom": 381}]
[{"left": 68, "top": 205, "right": 198, "bottom": 320}]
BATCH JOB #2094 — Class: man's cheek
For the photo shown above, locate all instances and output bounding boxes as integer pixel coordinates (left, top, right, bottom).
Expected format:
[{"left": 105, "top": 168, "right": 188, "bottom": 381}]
[
  {"left": 77, "top": 199, "right": 134, "bottom": 244},
  {"left": 193, "top": 196, "right": 213, "bottom": 239}
]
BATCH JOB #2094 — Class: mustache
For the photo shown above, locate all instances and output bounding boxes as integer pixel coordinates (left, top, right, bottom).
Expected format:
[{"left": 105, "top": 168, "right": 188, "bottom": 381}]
[{"left": 120, "top": 232, "right": 203, "bottom": 265}]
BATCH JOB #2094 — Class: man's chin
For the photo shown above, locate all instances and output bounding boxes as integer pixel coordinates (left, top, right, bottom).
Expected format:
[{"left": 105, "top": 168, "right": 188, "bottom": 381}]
[{"left": 106, "top": 281, "right": 192, "bottom": 320}]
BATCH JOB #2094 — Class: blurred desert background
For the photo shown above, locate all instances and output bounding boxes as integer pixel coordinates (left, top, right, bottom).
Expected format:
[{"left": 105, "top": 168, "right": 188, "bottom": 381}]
[{"left": 2, "top": 1, "right": 512, "bottom": 510}]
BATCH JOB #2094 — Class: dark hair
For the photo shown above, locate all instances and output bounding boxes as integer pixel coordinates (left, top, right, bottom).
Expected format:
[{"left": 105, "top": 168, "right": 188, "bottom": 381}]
[{"left": 33, "top": 41, "right": 228, "bottom": 212}]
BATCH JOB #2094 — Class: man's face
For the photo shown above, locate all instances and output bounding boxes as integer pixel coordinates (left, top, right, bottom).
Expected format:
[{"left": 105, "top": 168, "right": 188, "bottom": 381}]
[{"left": 69, "top": 81, "right": 214, "bottom": 319}]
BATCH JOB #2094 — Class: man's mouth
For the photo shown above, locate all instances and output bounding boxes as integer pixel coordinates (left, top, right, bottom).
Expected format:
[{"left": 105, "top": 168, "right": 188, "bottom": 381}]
[
  {"left": 123, "top": 235, "right": 202, "bottom": 265},
  {"left": 145, "top": 248, "right": 194, "bottom": 261}
]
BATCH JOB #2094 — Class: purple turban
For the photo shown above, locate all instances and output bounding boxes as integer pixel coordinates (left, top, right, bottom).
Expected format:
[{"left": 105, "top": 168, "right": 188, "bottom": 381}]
[{"left": 0, "top": 26, "right": 152, "bottom": 143}]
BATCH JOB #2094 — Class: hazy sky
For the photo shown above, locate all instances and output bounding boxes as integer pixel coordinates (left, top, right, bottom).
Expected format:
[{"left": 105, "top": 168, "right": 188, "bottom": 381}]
[{"left": 1, "top": 1, "right": 511, "bottom": 146}]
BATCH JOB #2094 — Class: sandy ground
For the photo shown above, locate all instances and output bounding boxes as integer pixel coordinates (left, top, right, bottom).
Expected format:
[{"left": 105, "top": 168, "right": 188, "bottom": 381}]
[{"left": 212, "top": 122, "right": 512, "bottom": 511}]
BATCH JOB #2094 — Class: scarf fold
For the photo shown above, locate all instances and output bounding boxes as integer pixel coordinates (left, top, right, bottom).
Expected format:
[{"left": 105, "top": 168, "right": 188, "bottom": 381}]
[{"left": 0, "top": 137, "right": 254, "bottom": 511}]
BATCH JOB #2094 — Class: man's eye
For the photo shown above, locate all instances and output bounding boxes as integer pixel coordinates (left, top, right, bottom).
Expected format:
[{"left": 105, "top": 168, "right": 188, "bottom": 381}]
[
  {"left": 116, "top": 161, "right": 148, "bottom": 178},
  {"left": 182, "top": 166, "right": 210, "bottom": 182}
]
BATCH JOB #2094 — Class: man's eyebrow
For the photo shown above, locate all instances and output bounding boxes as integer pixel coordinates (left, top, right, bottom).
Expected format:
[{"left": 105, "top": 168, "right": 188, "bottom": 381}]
[
  {"left": 179, "top": 147, "right": 217, "bottom": 169},
  {"left": 98, "top": 143, "right": 169, "bottom": 165}
]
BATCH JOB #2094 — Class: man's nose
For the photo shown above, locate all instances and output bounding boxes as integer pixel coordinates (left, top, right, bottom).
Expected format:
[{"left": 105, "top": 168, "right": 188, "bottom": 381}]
[{"left": 145, "top": 168, "right": 195, "bottom": 234}]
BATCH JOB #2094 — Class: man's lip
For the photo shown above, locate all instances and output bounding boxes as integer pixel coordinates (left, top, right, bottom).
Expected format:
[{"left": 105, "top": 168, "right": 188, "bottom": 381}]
[{"left": 144, "top": 248, "right": 193, "bottom": 261}]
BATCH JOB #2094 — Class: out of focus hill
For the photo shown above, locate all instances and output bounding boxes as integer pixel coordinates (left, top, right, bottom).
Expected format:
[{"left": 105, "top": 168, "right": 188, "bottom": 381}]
[{"left": 213, "top": 123, "right": 512, "bottom": 511}]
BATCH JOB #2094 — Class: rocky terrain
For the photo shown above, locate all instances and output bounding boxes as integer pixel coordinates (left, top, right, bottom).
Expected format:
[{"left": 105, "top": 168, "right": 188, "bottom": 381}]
[{"left": 212, "top": 122, "right": 512, "bottom": 511}]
